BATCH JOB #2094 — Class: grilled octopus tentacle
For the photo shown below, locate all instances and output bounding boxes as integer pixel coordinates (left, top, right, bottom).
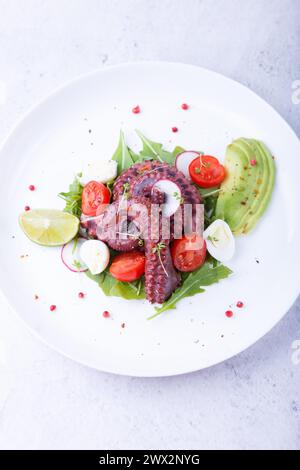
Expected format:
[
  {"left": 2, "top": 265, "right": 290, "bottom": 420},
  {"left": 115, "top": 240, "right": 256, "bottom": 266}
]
[
  {"left": 81, "top": 199, "right": 147, "bottom": 251},
  {"left": 130, "top": 162, "right": 201, "bottom": 204},
  {"left": 112, "top": 160, "right": 163, "bottom": 201},
  {"left": 145, "top": 239, "right": 181, "bottom": 303}
]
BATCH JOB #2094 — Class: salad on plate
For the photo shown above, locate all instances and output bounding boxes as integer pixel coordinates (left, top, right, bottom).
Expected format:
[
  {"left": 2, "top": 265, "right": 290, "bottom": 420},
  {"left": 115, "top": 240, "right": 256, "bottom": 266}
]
[{"left": 19, "top": 130, "right": 275, "bottom": 319}]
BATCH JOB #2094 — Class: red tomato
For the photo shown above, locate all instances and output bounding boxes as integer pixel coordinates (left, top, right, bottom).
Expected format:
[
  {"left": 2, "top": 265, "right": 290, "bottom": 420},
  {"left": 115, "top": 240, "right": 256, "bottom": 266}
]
[
  {"left": 171, "top": 233, "right": 207, "bottom": 272},
  {"left": 109, "top": 251, "right": 145, "bottom": 282},
  {"left": 189, "top": 155, "right": 226, "bottom": 188},
  {"left": 82, "top": 181, "right": 110, "bottom": 216}
]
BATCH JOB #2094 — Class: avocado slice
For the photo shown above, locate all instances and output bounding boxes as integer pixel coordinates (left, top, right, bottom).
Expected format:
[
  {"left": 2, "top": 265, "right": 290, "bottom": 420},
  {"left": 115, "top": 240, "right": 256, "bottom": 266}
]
[{"left": 215, "top": 138, "right": 275, "bottom": 235}]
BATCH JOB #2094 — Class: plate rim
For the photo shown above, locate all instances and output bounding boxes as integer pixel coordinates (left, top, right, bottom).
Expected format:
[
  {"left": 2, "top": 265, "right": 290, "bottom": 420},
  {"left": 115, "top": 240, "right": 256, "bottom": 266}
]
[{"left": 1, "top": 61, "right": 300, "bottom": 377}]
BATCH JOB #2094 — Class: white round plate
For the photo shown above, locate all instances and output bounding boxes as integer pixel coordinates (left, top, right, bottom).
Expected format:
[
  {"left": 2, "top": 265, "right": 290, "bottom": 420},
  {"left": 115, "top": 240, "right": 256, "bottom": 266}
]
[{"left": 1, "top": 62, "right": 299, "bottom": 376}]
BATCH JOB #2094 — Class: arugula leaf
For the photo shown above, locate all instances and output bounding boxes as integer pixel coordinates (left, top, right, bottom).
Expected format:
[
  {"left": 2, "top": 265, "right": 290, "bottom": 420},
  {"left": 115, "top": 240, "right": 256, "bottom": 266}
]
[
  {"left": 112, "top": 130, "right": 135, "bottom": 174},
  {"left": 58, "top": 176, "right": 83, "bottom": 217},
  {"left": 128, "top": 147, "right": 143, "bottom": 163},
  {"left": 105, "top": 179, "right": 115, "bottom": 194},
  {"left": 135, "top": 130, "right": 175, "bottom": 164},
  {"left": 148, "top": 262, "right": 232, "bottom": 319},
  {"left": 86, "top": 270, "right": 146, "bottom": 300},
  {"left": 197, "top": 186, "right": 221, "bottom": 228},
  {"left": 111, "top": 130, "right": 187, "bottom": 173},
  {"left": 172, "top": 145, "right": 185, "bottom": 158}
]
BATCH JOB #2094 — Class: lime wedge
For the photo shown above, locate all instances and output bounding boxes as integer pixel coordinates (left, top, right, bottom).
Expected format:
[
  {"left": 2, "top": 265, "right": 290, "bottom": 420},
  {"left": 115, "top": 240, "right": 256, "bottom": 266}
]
[{"left": 19, "top": 209, "right": 79, "bottom": 246}]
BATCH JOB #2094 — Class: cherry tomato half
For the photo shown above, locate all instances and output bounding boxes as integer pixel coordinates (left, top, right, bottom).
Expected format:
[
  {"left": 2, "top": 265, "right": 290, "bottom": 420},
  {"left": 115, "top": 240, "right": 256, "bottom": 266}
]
[
  {"left": 171, "top": 233, "right": 207, "bottom": 272},
  {"left": 109, "top": 251, "right": 145, "bottom": 282},
  {"left": 189, "top": 155, "right": 226, "bottom": 188},
  {"left": 82, "top": 181, "right": 110, "bottom": 216}
]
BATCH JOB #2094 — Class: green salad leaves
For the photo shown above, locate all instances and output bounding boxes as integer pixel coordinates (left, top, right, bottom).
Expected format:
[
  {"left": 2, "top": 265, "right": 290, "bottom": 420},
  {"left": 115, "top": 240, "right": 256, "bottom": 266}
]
[
  {"left": 58, "top": 175, "right": 83, "bottom": 217},
  {"left": 135, "top": 130, "right": 176, "bottom": 164},
  {"left": 112, "top": 130, "right": 136, "bottom": 174},
  {"left": 86, "top": 270, "right": 145, "bottom": 300},
  {"left": 112, "top": 129, "right": 183, "bottom": 175},
  {"left": 198, "top": 187, "right": 222, "bottom": 229},
  {"left": 86, "top": 259, "right": 232, "bottom": 319},
  {"left": 148, "top": 262, "right": 232, "bottom": 319},
  {"left": 59, "top": 131, "right": 232, "bottom": 318}
]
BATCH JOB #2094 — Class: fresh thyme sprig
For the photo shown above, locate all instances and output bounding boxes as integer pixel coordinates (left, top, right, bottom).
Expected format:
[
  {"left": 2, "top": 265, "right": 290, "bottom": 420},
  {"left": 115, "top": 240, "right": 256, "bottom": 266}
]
[
  {"left": 194, "top": 154, "right": 211, "bottom": 174},
  {"left": 207, "top": 235, "right": 219, "bottom": 246},
  {"left": 72, "top": 259, "right": 82, "bottom": 271},
  {"left": 122, "top": 182, "right": 131, "bottom": 199},
  {"left": 173, "top": 191, "right": 184, "bottom": 204},
  {"left": 152, "top": 242, "right": 168, "bottom": 277}
]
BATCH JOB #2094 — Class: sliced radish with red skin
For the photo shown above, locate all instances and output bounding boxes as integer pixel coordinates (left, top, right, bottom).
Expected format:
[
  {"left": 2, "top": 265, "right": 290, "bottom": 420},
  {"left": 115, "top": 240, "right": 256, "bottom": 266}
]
[
  {"left": 61, "top": 237, "right": 88, "bottom": 273},
  {"left": 175, "top": 151, "right": 201, "bottom": 179},
  {"left": 152, "top": 179, "right": 182, "bottom": 217}
]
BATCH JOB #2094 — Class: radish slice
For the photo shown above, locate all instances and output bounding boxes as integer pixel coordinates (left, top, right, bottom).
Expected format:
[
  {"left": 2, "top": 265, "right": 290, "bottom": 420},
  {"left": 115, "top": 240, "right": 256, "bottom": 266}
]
[
  {"left": 152, "top": 180, "right": 182, "bottom": 217},
  {"left": 175, "top": 151, "right": 201, "bottom": 179},
  {"left": 79, "top": 240, "right": 110, "bottom": 275},
  {"left": 61, "top": 237, "right": 88, "bottom": 273}
]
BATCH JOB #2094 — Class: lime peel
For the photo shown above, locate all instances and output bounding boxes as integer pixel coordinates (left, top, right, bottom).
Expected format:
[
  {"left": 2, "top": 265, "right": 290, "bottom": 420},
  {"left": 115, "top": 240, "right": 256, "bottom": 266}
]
[{"left": 19, "top": 209, "right": 79, "bottom": 246}]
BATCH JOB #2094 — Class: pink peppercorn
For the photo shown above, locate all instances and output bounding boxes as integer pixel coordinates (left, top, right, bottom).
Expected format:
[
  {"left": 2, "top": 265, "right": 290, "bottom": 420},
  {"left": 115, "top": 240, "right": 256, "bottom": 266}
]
[
  {"left": 132, "top": 105, "right": 141, "bottom": 114},
  {"left": 50, "top": 305, "right": 56, "bottom": 312},
  {"left": 181, "top": 103, "right": 189, "bottom": 110},
  {"left": 29, "top": 185, "right": 35, "bottom": 191},
  {"left": 172, "top": 126, "right": 178, "bottom": 133},
  {"left": 24, "top": 205, "right": 30, "bottom": 211},
  {"left": 103, "top": 310, "right": 110, "bottom": 318},
  {"left": 225, "top": 310, "right": 233, "bottom": 318},
  {"left": 78, "top": 292, "right": 85, "bottom": 298},
  {"left": 250, "top": 159, "right": 257, "bottom": 166},
  {"left": 236, "top": 301, "right": 244, "bottom": 308}
]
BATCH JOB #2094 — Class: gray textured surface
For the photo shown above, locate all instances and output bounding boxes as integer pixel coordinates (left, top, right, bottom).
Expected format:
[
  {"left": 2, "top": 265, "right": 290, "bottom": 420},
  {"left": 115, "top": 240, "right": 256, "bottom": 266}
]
[{"left": 0, "top": 0, "right": 299, "bottom": 450}]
